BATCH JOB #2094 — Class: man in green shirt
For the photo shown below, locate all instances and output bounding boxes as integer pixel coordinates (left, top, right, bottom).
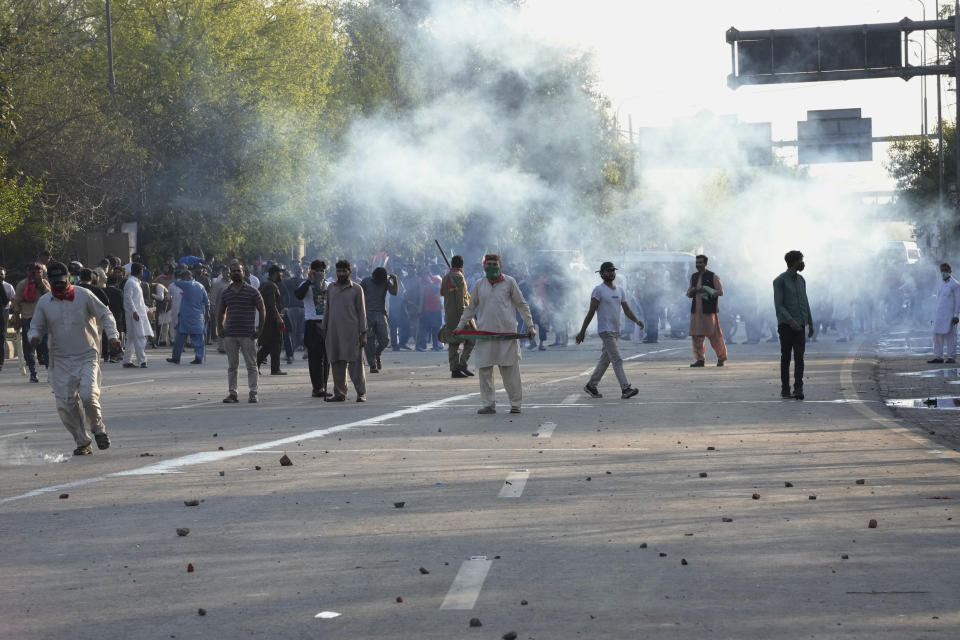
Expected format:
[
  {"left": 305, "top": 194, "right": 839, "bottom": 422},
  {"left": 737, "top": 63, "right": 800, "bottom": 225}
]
[{"left": 773, "top": 250, "right": 814, "bottom": 400}]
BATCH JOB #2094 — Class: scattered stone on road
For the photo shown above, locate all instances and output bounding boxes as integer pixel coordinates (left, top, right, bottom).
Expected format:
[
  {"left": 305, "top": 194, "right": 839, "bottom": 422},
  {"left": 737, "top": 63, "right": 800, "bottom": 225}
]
[
  {"left": 279, "top": 454, "right": 293, "bottom": 466},
  {"left": 419, "top": 567, "right": 429, "bottom": 574},
  {"left": 469, "top": 618, "right": 482, "bottom": 627},
  {"left": 868, "top": 519, "right": 878, "bottom": 528},
  {"left": 183, "top": 499, "right": 200, "bottom": 507},
  {"left": 176, "top": 528, "right": 190, "bottom": 537},
  {"left": 58, "top": 494, "right": 68, "bottom": 499},
  {"left": 394, "top": 501, "right": 405, "bottom": 508}
]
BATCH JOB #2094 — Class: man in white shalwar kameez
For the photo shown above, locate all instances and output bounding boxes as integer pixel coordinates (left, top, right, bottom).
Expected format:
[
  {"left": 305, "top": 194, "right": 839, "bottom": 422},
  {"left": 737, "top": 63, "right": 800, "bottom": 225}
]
[
  {"left": 928, "top": 262, "right": 960, "bottom": 364},
  {"left": 456, "top": 254, "right": 535, "bottom": 414},
  {"left": 28, "top": 262, "right": 120, "bottom": 455},
  {"left": 123, "top": 263, "right": 154, "bottom": 368}
]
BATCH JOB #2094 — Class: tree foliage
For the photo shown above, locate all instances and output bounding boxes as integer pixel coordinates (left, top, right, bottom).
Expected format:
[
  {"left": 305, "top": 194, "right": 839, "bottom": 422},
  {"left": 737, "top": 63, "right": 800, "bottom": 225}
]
[{"left": 1, "top": 0, "right": 630, "bottom": 270}]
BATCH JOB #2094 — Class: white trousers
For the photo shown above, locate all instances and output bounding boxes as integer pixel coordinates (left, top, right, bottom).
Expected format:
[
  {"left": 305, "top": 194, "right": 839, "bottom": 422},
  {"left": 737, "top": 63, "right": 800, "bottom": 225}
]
[
  {"left": 478, "top": 364, "right": 522, "bottom": 409},
  {"left": 52, "top": 356, "right": 105, "bottom": 447},
  {"left": 933, "top": 330, "right": 957, "bottom": 359},
  {"left": 124, "top": 334, "right": 147, "bottom": 364}
]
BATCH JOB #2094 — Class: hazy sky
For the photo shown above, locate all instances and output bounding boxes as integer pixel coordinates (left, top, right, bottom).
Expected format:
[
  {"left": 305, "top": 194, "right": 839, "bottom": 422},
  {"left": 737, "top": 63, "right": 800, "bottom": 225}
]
[{"left": 523, "top": 0, "right": 950, "bottom": 191}]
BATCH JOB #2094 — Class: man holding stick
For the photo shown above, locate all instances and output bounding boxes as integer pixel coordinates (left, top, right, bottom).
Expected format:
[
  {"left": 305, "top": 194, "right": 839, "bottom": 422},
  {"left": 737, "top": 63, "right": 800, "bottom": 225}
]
[
  {"left": 455, "top": 254, "right": 535, "bottom": 414},
  {"left": 440, "top": 255, "right": 476, "bottom": 378}
]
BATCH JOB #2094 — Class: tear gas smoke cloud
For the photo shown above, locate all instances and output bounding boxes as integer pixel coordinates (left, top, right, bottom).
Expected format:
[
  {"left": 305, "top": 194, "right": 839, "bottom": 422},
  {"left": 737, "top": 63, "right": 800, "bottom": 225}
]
[
  {"left": 326, "top": 0, "right": 610, "bottom": 262},
  {"left": 322, "top": 0, "right": 945, "bottom": 338}
]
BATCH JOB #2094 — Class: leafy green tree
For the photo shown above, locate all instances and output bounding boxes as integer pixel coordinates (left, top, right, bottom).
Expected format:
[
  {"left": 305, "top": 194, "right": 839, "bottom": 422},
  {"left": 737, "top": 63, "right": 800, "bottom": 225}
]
[{"left": 886, "top": 123, "right": 959, "bottom": 254}]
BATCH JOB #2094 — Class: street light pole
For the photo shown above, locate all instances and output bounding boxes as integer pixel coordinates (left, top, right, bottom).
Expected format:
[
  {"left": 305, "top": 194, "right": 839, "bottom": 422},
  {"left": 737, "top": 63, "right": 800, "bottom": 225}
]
[
  {"left": 106, "top": 0, "right": 116, "bottom": 96},
  {"left": 954, "top": 1, "right": 959, "bottom": 196},
  {"left": 917, "top": 0, "right": 928, "bottom": 135}
]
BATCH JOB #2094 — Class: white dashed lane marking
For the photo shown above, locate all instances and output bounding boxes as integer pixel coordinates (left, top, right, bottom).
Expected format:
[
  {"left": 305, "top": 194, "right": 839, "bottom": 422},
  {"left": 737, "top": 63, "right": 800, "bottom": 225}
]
[
  {"left": 497, "top": 469, "right": 530, "bottom": 498},
  {"left": 440, "top": 557, "right": 493, "bottom": 610},
  {"left": 535, "top": 422, "right": 556, "bottom": 438}
]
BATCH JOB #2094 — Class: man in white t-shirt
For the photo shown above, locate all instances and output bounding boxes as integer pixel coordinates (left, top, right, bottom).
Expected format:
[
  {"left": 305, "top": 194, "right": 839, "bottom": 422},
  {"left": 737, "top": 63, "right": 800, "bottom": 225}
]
[{"left": 575, "top": 261, "right": 644, "bottom": 399}]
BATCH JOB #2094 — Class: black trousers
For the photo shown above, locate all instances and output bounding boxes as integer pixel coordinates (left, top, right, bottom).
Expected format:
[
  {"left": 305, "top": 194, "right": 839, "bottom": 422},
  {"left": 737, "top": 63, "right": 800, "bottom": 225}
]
[
  {"left": 778, "top": 323, "right": 806, "bottom": 391},
  {"left": 0, "top": 309, "right": 6, "bottom": 367},
  {"left": 304, "top": 320, "right": 329, "bottom": 392},
  {"left": 256, "top": 327, "right": 282, "bottom": 373}
]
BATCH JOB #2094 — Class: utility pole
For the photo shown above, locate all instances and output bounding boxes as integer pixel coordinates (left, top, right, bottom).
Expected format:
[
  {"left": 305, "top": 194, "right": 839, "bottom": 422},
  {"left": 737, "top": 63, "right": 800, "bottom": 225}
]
[
  {"left": 953, "top": 0, "right": 960, "bottom": 196},
  {"left": 106, "top": 0, "right": 116, "bottom": 96}
]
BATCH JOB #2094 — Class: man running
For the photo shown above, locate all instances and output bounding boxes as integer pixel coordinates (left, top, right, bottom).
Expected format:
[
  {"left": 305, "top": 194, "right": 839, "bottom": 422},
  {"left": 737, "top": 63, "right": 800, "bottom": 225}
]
[{"left": 28, "top": 261, "right": 120, "bottom": 455}]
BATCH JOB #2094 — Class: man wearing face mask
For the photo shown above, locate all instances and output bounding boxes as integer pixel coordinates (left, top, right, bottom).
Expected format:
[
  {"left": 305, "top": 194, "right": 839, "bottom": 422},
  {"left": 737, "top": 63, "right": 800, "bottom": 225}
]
[
  {"left": 456, "top": 254, "right": 535, "bottom": 414},
  {"left": 28, "top": 261, "right": 120, "bottom": 455},
  {"left": 575, "top": 262, "right": 643, "bottom": 399},
  {"left": 361, "top": 266, "right": 398, "bottom": 373},
  {"left": 296, "top": 260, "right": 331, "bottom": 397},
  {"left": 773, "top": 250, "right": 814, "bottom": 400},
  {"left": 928, "top": 263, "right": 960, "bottom": 364},
  {"left": 218, "top": 260, "right": 266, "bottom": 403},
  {"left": 323, "top": 260, "right": 368, "bottom": 402}
]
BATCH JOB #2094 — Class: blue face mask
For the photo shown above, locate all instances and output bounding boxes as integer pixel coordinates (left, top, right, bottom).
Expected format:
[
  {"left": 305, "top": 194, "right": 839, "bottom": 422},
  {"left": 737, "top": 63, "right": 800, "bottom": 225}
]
[{"left": 943, "top": 271, "right": 951, "bottom": 281}]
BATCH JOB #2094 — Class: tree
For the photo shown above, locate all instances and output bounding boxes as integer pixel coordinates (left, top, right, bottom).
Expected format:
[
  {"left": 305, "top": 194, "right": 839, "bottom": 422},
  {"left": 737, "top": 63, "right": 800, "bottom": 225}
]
[{"left": 886, "top": 123, "right": 959, "bottom": 255}]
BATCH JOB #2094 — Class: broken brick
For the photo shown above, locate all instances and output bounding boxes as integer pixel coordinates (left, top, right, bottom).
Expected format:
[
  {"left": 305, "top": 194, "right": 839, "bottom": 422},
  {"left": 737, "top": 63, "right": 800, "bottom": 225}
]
[{"left": 279, "top": 454, "right": 293, "bottom": 466}]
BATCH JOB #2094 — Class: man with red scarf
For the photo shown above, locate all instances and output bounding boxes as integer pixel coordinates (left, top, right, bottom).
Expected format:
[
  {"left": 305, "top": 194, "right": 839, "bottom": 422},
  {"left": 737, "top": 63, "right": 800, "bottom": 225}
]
[
  {"left": 456, "top": 254, "right": 535, "bottom": 414},
  {"left": 28, "top": 262, "right": 120, "bottom": 456},
  {"left": 12, "top": 263, "right": 50, "bottom": 383}
]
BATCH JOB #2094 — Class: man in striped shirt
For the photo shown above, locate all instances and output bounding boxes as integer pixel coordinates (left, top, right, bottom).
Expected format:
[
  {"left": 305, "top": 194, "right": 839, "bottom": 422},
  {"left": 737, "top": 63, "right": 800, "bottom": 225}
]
[{"left": 217, "top": 261, "right": 266, "bottom": 403}]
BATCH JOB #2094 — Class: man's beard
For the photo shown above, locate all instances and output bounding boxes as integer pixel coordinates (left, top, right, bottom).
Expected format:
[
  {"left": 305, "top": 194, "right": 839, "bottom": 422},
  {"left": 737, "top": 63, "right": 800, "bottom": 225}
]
[{"left": 337, "top": 275, "right": 348, "bottom": 284}]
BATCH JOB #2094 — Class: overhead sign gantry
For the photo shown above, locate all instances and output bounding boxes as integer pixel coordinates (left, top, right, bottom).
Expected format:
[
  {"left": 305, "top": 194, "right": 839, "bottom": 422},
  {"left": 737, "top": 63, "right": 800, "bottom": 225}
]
[{"left": 726, "top": 17, "right": 954, "bottom": 88}]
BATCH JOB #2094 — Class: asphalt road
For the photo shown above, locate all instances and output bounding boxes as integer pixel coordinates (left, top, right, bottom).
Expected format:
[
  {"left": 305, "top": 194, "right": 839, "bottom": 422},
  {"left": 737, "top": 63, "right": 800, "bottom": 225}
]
[{"left": 1, "top": 335, "right": 958, "bottom": 639}]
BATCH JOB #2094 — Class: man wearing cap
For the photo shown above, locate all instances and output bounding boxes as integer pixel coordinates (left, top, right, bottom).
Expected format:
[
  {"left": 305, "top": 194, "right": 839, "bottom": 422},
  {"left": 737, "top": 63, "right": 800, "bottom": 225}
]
[
  {"left": 456, "top": 254, "right": 535, "bottom": 414},
  {"left": 122, "top": 263, "right": 153, "bottom": 368},
  {"left": 927, "top": 263, "right": 960, "bottom": 364},
  {"left": 12, "top": 263, "right": 50, "bottom": 382},
  {"left": 28, "top": 261, "right": 121, "bottom": 455},
  {"left": 686, "top": 254, "right": 728, "bottom": 367},
  {"left": 256, "top": 264, "right": 286, "bottom": 375},
  {"left": 167, "top": 266, "right": 210, "bottom": 365},
  {"left": 575, "top": 262, "right": 643, "bottom": 399}
]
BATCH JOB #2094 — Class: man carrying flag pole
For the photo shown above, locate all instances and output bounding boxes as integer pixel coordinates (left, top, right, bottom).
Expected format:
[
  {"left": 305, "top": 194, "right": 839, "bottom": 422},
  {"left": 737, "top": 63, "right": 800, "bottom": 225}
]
[{"left": 455, "top": 254, "right": 535, "bottom": 414}]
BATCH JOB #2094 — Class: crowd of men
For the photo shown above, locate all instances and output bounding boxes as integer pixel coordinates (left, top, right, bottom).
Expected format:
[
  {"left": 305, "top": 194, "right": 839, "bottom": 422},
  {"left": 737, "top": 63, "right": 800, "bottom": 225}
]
[{"left": 1, "top": 247, "right": 958, "bottom": 457}]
